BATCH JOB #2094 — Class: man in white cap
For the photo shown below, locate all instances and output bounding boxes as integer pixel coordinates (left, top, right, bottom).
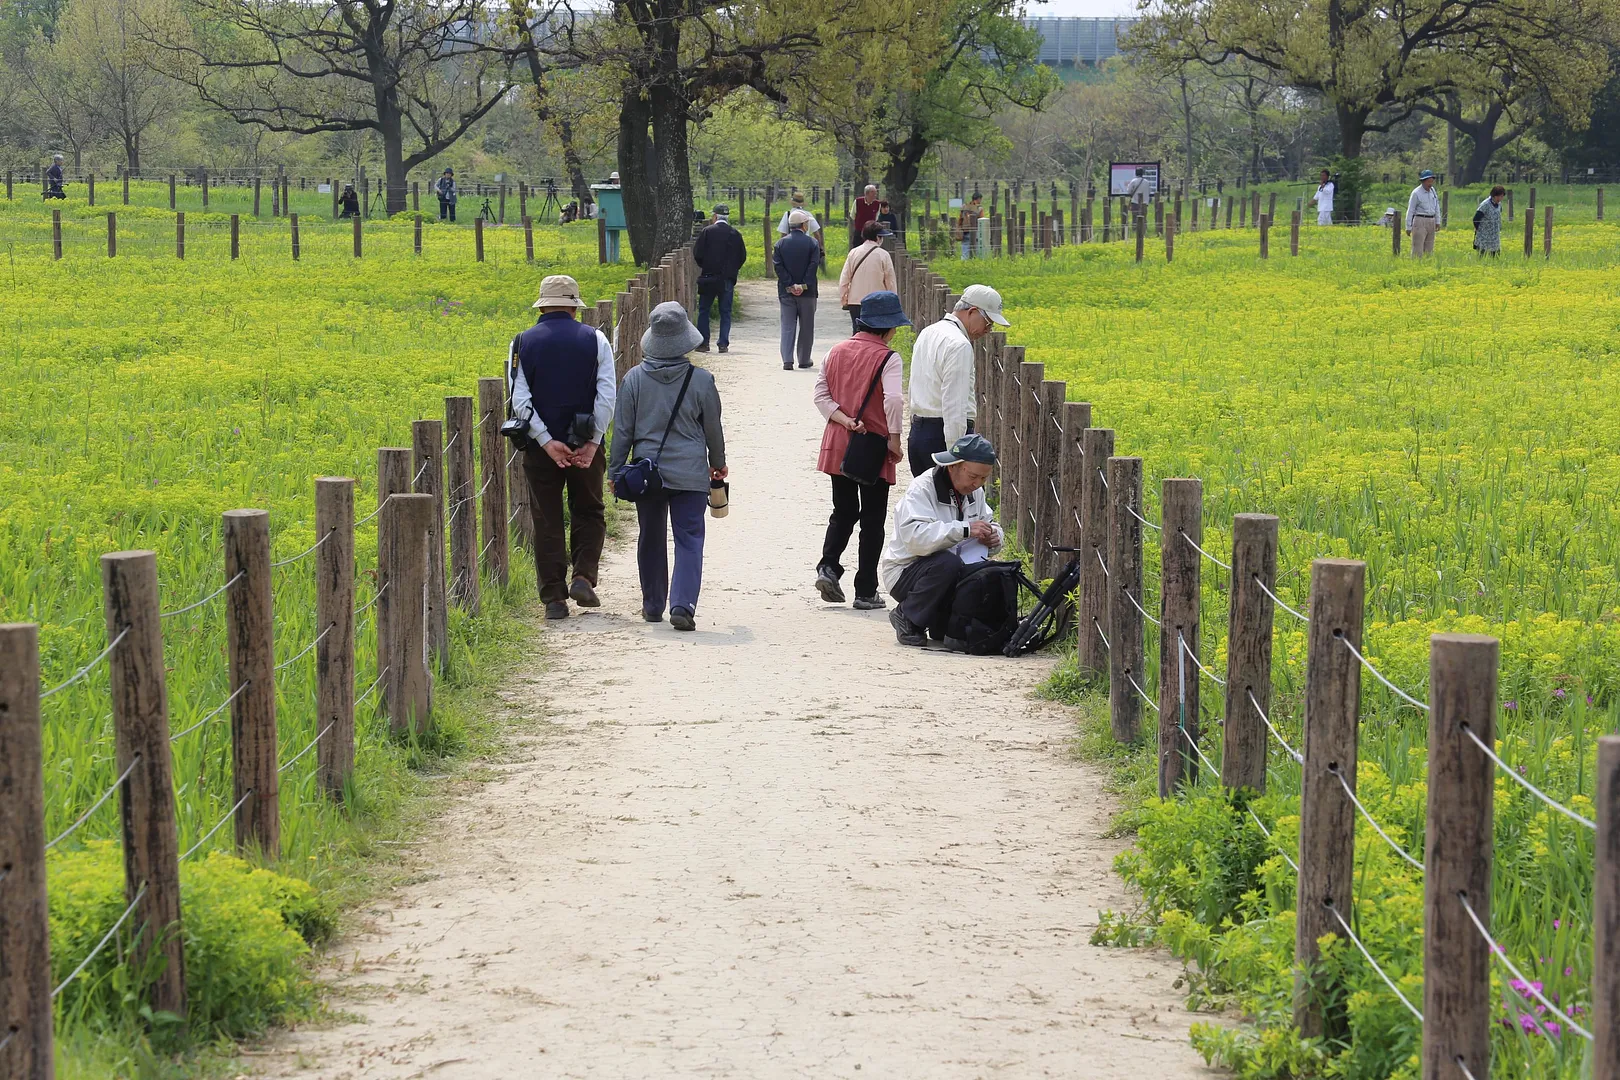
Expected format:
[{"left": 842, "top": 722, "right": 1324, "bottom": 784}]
[
  {"left": 510, "top": 274, "right": 616, "bottom": 620},
  {"left": 904, "top": 284, "right": 1008, "bottom": 477},
  {"left": 773, "top": 208, "right": 821, "bottom": 370}
]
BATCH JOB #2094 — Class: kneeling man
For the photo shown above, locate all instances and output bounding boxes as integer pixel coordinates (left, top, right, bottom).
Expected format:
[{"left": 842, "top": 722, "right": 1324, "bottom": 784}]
[{"left": 879, "top": 434, "right": 1004, "bottom": 647}]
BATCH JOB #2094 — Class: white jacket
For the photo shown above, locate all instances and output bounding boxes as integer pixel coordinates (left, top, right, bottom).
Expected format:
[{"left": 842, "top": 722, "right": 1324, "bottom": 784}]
[
  {"left": 879, "top": 468, "right": 1005, "bottom": 594},
  {"left": 907, "top": 313, "right": 976, "bottom": 445}
]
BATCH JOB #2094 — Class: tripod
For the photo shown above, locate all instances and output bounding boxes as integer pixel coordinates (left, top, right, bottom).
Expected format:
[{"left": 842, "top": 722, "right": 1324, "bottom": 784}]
[{"left": 536, "top": 179, "right": 563, "bottom": 222}]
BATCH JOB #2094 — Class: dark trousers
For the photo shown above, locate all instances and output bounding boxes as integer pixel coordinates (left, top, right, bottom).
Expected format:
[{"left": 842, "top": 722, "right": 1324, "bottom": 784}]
[
  {"left": 439, "top": 197, "right": 455, "bottom": 222},
  {"left": 907, "top": 416, "right": 974, "bottom": 479},
  {"left": 891, "top": 550, "right": 966, "bottom": 635},
  {"left": 844, "top": 304, "right": 862, "bottom": 333},
  {"left": 820, "top": 475, "right": 891, "bottom": 598},
  {"left": 522, "top": 446, "right": 607, "bottom": 604},
  {"left": 636, "top": 490, "right": 707, "bottom": 617},
  {"left": 696, "top": 278, "right": 736, "bottom": 349}
]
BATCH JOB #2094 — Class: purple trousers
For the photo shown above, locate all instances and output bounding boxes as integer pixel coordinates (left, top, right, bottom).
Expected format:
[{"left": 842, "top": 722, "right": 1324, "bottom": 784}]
[{"left": 636, "top": 489, "right": 707, "bottom": 617}]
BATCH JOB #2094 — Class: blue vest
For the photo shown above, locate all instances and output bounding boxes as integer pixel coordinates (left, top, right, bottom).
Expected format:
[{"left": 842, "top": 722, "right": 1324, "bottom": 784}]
[{"left": 517, "top": 313, "right": 599, "bottom": 442}]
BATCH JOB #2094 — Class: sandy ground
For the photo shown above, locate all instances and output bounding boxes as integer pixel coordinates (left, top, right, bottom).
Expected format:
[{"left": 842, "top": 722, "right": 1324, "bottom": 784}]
[{"left": 254, "top": 280, "right": 1219, "bottom": 1079}]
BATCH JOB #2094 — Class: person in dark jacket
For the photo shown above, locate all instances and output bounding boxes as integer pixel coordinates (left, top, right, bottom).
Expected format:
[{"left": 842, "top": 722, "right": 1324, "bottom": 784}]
[
  {"left": 44, "top": 154, "right": 66, "bottom": 199},
  {"left": 610, "top": 302, "right": 728, "bottom": 632},
  {"left": 692, "top": 204, "right": 747, "bottom": 354},
  {"left": 773, "top": 210, "right": 821, "bottom": 371},
  {"left": 338, "top": 184, "right": 360, "bottom": 218},
  {"left": 511, "top": 275, "right": 617, "bottom": 621},
  {"left": 435, "top": 167, "right": 458, "bottom": 221}
]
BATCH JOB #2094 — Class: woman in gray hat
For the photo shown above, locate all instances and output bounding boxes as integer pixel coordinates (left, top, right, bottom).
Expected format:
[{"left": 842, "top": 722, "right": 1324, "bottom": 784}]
[{"left": 610, "top": 302, "right": 728, "bottom": 631}]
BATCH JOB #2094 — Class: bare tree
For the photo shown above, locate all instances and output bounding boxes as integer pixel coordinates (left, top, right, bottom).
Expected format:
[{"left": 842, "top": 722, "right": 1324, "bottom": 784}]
[{"left": 152, "top": 0, "right": 515, "bottom": 213}]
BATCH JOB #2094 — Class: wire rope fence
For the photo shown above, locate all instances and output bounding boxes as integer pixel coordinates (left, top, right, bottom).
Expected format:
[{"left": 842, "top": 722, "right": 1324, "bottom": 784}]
[{"left": 0, "top": 241, "right": 698, "bottom": 1077}]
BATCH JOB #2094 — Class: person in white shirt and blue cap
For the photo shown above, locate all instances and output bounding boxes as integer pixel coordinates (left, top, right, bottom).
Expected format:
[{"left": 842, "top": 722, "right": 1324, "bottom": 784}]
[
  {"left": 1406, "top": 170, "right": 1441, "bottom": 256},
  {"left": 878, "top": 433, "right": 1005, "bottom": 647}
]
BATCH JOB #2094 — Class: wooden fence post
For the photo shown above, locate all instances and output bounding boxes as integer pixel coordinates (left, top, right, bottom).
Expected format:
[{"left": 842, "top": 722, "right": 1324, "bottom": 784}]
[
  {"left": 1544, "top": 204, "right": 1554, "bottom": 257},
  {"left": 1016, "top": 359, "right": 1044, "bottom": 551},
  {"left": 1260, "top": 214, "right": 1270, "bottom": 258},
  {"left": 1294, "top": 557, "right": 1365, "bottom": 1040},
  {"left": 101, "top": 550, "right": 187, "bottom": 1020},
  {"left": 412, "top": 420, "right": 450, "bottom": 672},
  {"left": 176, "top": 211, "right": 186, "bottom": 260},
  {"left": 254, "top": 176, "right": 262, "bottom": 217},
  {"left": 1226, "top": 197, "right": 1234, "bottom": 229},
  {"left": 1394, "top": 214, "right": 1403, "bottom": 256},
  {"left": 412, "top": 181, "right": 420, "bottom": 213},
  {"left": 1107, "top": 456, "right": 1145, "bottom": 743},
  {"left": 1598, "top": 188, "right": 1605, "bottom": 222},
  {"left": 230, "top": 214, "right": 240, "bottom": 260},
  {"left": 1033, "top": 380, "right": 1064, "bottom": 576},
  {"left": 478, "top": 378, "right": 511, "bottom": 589},
  {"left": 445, "top": 397, "right": 479, "bottom": 612},
  {"left": 330, "top": 179, "right": 338, "bottom": 220},
  {"left": 1423, "top": 633, "right": 1499, "bottom": 1080},
  {"left": 315, "top": 478, "right": 355, "bottom": 800},
  {"left": 996, "top": 346, "right": 1024, "bottom": 533},
  {"left": 168, "top": 173, "right": 176, "bottom": 211},
  {"left": 524, "top": 216, "right": 534, "bottom": 261},
  {"left": 1165, "top": 215, "right": 1175, "bottom": 261},
  {"left": 1078, "top": 428, "right": 1115, "bottom": 678},
  {"left": 106, "top": 212, "right": 116, "bottom": 258},
  {"left": 1158, "top": 478, "right": 1202, "bottom": 795},
  {"left": 353, "top": 215, "right": 362, "bottom": 259},
  {"left": 121, "top": 172, "right": 128, "bottom": 206},
  {"left": 382, "top": 493, "right": 433, "bottom": 735},
  {"left": 498, "top": 183, "right": 506, "bottom": 225},
  {"left": 0, "top": 623, "right": 53, "bottom": 1080},
  {"left": 1596, "top": 735, "right": 1620, "bottom": 1080},
  {"left": 375, "top": 449, "right": 411, "bottom": 686},
  {"left": 201, "top": 169, "right": 208, "bottom": 209},
  {"left": 1441, "top": 190, "right": 1449, "bottom": 227},
  {"left": 1523, "top": 204, "right": 1534, "bottom": 257},
  {"left": 1134, "top": 212, "right": 1145, "bottom": 262},
  {"left": 1056, "top": 402, "right": 1092, "bottom": 557},
  {"left": 1291, "top": 210, "right": 1300, "bottom": 255},
  {"left": 518, "top": 182, "right": 527, "bottom": 220},
  {"left": 475, "top": 216, "right": 485, "bottom": 262},
  {"left": 291, "top": 214, "right": 300, "bottom": 260},
  {"left": 1222, "top": 513, "right": 1279, "bottom": 792},
  {"left": 222, "top": 510, "right": 278, "bottom": 859},
  {"left": 50, "top": 209, "right": 62, "bottom": 260}
]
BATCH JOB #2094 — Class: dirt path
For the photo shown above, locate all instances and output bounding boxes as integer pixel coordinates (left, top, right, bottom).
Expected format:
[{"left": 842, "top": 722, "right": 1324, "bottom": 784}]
[{"left": 258, "top": 280, "right": 1218, "bottom": 1079}]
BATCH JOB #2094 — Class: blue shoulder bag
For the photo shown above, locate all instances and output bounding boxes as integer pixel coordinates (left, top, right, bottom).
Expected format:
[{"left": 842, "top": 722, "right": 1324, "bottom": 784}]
[{"left": 611, "top": 365, "right": 696, "bottom": 502}]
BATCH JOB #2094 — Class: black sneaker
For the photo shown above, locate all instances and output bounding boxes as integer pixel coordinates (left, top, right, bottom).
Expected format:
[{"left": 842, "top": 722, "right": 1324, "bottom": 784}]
[
  {"left": 670, "top": 607, "right": 696, "bottom": 632},
  {"left": 853, "top": 594, "right": 886, "bottom": 610},
  {"left": 815, "top": 565, "right": 846, "bottom": 604},
  {"left": 889, "top": 608, "right": 926, "bottom": 647},
  {"left": 695, "top": 342, "right": 711, "bottom": 353},
  {"left": 717, "top": 344, "right": 729, "bottom": 354},
  {"left": 783, "top": 363, "right": 794, "bottom": 371},
  {"left": 569, "top": 577, "right": 600, "bottom": 607},
  {"left": 643, "top": 610, "right": 664, "bottom": 623},
  {"left": 545, "top": 601, "right": 570, "bottom": 621},
  {"left": 797, "top": 361, "right": 814, "bottom": 369}
]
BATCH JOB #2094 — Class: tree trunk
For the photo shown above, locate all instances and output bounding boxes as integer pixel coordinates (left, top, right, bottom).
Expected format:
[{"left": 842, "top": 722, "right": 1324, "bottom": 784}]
[
  {"left": 125, "top": 130, "right": 140, "bottom": 173},
  {"left": 1179, "top": 72, "right": 1195, "bottom": 180},
  {"left": 1455, "top": 103, "right": 1509, "bottom": 185},
  {"left": 517, "top": 33, "right": 593, "bottom": 206},
  {"left": 618, "top": 88, "right": 656, "bottom": 265},
  {"left": 375, "top": 83, "right": 409, "bottom": 215},
  {"left": 1336, "top": 104, "right": 1369, "bottom": 158},
  {"left": 881, "top": 129, "right": 929, "bottom": 240},
  {"left": 555, "top": 116, "right": 591, "bottom": 206},
  {"left": 649, "top": 80, "right": 693, "bottom": 262}
]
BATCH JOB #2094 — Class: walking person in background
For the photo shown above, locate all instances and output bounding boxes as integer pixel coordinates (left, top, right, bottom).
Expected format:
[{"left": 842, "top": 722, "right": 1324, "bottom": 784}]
[
  {"left": 435, "top": 167, "right": 458, "bottom": 222},
  {"left": 44, "top": 153, "right": 66, "bottom": 199},
  {"left": 852, "top": 184, "right": 881, "bottom": 245},
  {"left": 1473, "top": 185, "right": 1506, "bottom": 256},
  {"left": 838, "top": 221, "right": 897, "bottom": 333},
  {"left": 511, "top": 276, "right": 616, "bottom": 621},
  {"left": 1406, "top": 170, "right": 1441, "bottom": 256},
  {"left": 1125, "top": 168, "right": 1151, "bottom": 219},
  {"left": 611, "top": 303, "right": 728, "bottom": 632},
  {"left": 1310, "top": 169, "right": 1335, "bottom": 225},
  {"left": 693, "top": 203, "right": 747, "bottom": 354},
  {"left": 957, "top": 192, "right": 983, "bottom": 259},
  {"left": 777, "top": 191, "right": 821, "bottom": 240},
  {"left": 774, "top": 209, "right": 821, "bottom": 371},
  {"left": 813, "top": 291, "right": 910, "bottom": 611},
  {"left": 905, "top": 285, "right": 1008, "bottom": 477}
]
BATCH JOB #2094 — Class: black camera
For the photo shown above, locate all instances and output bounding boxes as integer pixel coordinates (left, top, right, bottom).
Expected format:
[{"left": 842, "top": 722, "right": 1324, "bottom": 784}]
[{"left": 501, "top": 409, "right": 537, "bottom": 451}]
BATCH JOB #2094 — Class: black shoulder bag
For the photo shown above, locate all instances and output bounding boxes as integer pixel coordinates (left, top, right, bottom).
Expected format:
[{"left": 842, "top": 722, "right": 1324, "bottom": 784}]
[
  {"left": 839, "top": 352, "right": 894, "bottom": 485},
  {"left": 611, "top": 365, "right": 696, "bottom": 502}
]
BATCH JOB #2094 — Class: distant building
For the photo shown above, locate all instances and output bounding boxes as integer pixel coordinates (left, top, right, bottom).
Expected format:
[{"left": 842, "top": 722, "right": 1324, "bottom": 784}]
[{"left": 1024, "top": 17, "right": 1135, "bottom": 67}]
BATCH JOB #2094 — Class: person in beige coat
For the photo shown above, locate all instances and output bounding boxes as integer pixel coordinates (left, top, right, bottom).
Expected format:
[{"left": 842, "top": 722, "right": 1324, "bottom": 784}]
[{"left": 838, "top": 221, "right": 898, "bottom": 333}]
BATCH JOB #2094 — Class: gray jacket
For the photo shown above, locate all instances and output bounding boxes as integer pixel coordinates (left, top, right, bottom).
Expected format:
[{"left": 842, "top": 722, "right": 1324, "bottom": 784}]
[{"left": 610, "top": 356, "right": 726, "bottom": 493}]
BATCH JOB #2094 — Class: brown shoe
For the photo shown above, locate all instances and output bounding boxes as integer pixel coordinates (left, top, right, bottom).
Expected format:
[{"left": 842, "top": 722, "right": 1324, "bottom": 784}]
[
  {"left": 569, "top": 578, "right": 600, "bottom": 607},
  {"left": 545, "top": 601, "right": 570, "bottom": 621}
]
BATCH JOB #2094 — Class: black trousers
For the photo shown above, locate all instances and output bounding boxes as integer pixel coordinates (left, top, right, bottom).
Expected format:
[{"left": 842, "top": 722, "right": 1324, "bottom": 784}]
[
  {"left": 906, "top": 416, "right": 973, "bottom": 479},
  {"left": 891, "top": 550, "right": 966, "bottom": 636},
  {"left": 819, "top": 474, "right": 891, "bottom": 598},
  {"left": 522, "top": 446, "right": 607, "bottom": 604}
]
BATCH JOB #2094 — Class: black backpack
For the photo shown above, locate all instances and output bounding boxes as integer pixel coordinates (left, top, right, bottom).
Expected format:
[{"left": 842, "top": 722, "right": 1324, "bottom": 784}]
[{"left": 945, "top": 561, "right": 1025, "bottom": 655}]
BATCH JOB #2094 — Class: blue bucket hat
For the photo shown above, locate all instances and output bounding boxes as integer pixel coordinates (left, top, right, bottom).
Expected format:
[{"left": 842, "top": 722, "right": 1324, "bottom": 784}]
[
  {"left": 857, "top": 290, "right": 911, "bottom": 330},
  {"left": 1419, "top": 169, "right": 1436, "bottom": 181}
]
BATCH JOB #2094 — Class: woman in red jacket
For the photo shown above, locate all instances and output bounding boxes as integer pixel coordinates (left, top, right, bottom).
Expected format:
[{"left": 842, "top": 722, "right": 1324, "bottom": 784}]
[{"left": 812, "top": 290, "right": 910, "bottom": 610}]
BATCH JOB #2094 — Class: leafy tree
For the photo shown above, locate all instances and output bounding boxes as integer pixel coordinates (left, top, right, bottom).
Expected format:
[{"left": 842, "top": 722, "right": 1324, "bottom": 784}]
[
  {"left": 689, "top": 90, "right": 837, "bottom": 191},
  {"left": 48, "top": 0, "right": 186, "bottom": 170},
  {"left": 152, "top": 0, "right": 516, "bottom": 213},
  {"left": 1134, "top": 0, "right": 1609, "bottom": 160}
]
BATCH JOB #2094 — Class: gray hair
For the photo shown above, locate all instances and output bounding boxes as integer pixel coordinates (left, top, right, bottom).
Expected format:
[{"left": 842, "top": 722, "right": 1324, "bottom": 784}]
[
  {"left": 953, "top": 299, "right": 976, "bottom": 314},
  {"left": 864, "top": 184, "right": 877, "bottom": 193}
]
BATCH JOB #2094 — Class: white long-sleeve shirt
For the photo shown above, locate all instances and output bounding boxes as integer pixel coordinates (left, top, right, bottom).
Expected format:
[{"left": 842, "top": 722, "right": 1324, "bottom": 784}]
[
  {"left": 510, "top": 325, "right": 617, "bottom": 447},
  {"left": 1406, "top": 185, "right": 1440, "bottom": 230},
  {"left": 907, "top": 313, "right": 976, "bottom": 445},
  {"left": 879, "top": 467, "right": 1004, "bottom": 593},
  {"left": 777, "top": 210, "right": 821, "bottom": 237},
  {"left": 1124, "top": 176, "right": 1151, "bottom": 205},
  {"left": 1311, "top": 181, "right": 1334, "bottom": 213}
]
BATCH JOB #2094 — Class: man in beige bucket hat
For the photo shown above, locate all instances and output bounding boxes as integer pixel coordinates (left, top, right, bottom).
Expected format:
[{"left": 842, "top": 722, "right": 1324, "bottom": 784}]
[{"left": 511, "top": 274, "right": 617, "bottom": 619}]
